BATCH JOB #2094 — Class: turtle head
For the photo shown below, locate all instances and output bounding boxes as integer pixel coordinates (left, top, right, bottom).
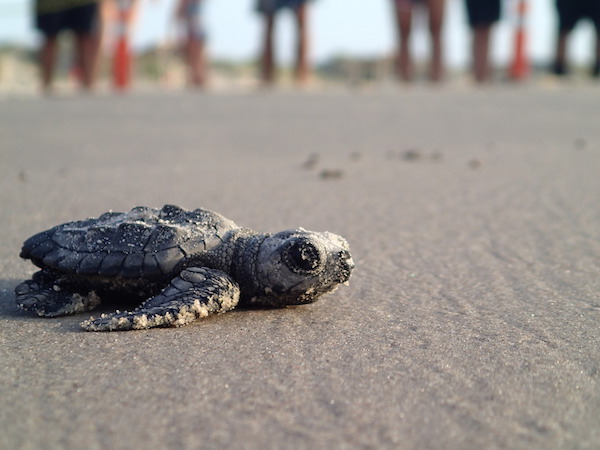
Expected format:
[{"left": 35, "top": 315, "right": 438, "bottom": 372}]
[{"left": 247, "top": 229, "right": 354, "bottom": 307}]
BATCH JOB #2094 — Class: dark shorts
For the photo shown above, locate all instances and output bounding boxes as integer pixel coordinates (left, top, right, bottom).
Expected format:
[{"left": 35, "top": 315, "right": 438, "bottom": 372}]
[
  {"left": 35, "top": 3, "right": 98, "bottom": 37},
  {"left": 256, "top": 0, "right": 310, "bottom": 14},
  {"left": 556, "top": 0, "right": 600, "bottom": 32},
  {"left": 465, "top": 0, "right": 501, "bottom": 27}
]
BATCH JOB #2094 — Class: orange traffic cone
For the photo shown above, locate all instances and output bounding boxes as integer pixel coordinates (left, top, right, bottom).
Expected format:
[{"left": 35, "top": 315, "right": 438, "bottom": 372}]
[
  {"left": 113, "top": 0, "right": 132, "bottom": 90},
  {"left": 510, "top": 0, "right": 529, "bottom": 80}
]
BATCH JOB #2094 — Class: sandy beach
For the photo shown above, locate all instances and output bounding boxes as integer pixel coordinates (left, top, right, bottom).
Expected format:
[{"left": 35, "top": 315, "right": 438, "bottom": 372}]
[{"left": 1, "top": 85, "right": 599, "bottom": 449}]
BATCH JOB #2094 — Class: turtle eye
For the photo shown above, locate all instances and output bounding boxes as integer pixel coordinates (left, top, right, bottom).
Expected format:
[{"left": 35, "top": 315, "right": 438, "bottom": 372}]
[{"left": 284, "top": 239, "right": 322, "bottom": 274}]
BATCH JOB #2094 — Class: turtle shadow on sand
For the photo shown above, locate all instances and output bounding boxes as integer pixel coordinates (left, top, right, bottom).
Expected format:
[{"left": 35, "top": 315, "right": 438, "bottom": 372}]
[{"left": 0, "top": 279, "right": 29, "bottom": 319}]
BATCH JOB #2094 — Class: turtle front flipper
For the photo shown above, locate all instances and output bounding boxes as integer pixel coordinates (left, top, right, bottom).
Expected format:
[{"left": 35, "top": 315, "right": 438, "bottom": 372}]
[
  {"left": 81, "top": 267, "right": 240, "bottom": 331},
  {"left": 15, "top": 270, "right": 101, "bottom": 317}
]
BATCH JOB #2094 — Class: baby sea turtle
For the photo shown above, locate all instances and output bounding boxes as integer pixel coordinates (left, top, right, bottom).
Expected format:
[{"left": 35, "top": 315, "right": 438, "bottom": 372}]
[{"left": 15, "top": 205, "right": 354, "bottom": 331}]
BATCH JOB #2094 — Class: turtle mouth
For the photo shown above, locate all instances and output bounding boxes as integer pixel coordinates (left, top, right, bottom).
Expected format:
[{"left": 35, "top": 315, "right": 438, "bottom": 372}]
[
  {"left": 284, "top": 253, "right": 354, "bottom": 303},
  {"left": 336, "top": 253, "right": 354, "bottom": 284}
]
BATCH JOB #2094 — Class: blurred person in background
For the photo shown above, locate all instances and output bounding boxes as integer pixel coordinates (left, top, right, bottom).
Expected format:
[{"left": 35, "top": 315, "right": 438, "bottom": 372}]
[
  {"left": 34, "top": 0, "right": 100, "bottom": 93},
  {"left": 552, "top": 0, "right": 600, "bottom": 78},
  {"left": 256, "top": 0, "right": 314, "bottom": 85},
  {"left": 391, "top": 0, "right": 446, "bottom": 83},
  {"left": 464, "top": 0, "right": 501, "bottom": 83},
  {"left": 177, "top": 0, "right": 207, "bottom": 87}
]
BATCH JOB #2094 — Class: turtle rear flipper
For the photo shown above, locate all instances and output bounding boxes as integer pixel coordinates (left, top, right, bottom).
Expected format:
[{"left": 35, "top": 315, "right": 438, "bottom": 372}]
[
  {"left": 81, "top": 267, "right": 240, "bottom": 331},
  {"left": 15, "top": 272, "right": 101, "bottom": 317}
]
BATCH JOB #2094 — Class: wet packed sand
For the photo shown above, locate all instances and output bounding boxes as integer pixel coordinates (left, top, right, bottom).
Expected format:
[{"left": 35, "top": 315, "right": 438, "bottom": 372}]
[{"left": 1, "top": 86, "right": 599, "bottom": 449}]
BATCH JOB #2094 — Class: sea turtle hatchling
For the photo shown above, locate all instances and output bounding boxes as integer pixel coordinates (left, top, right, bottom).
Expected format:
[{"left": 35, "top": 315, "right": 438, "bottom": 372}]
[{"left": 14, "top": 205, "right": 354, "bottom": 331}]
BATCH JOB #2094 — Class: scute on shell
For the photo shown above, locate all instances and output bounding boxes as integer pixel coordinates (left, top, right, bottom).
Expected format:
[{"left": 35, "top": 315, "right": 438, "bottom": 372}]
[{"left": 19, "top": 205, "right": 239, "bottom": 280}]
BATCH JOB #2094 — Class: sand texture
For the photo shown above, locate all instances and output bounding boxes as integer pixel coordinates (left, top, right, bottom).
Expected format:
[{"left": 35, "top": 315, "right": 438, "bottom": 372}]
[{"left": 1, "top": 87, "right": 599, "bottom": 449}]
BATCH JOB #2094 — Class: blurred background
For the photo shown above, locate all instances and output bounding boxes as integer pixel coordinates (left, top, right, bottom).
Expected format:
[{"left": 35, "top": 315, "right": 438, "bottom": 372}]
[{"left": 0, "top": 0, "right": 598, "bottom": 93}]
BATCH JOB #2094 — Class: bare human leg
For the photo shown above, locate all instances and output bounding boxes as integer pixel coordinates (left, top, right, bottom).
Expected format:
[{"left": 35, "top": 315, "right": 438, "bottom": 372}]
[
  {"left": 592, "top": 26, "right": 600, "bottom": 77},
  {"left": 553, "top": 31, "right": 568, "bottom": 75},
  {"left": 472, "top": 25, "right": 491, "bottom": 83},
  {"left": 185, "top": 31, "right": 206, "bottom": 87},
  {"left": 392, "top": 0, "right": 413, "bottom": 82},
  {"left": 74, "top": 32, "right": 96, "bottom": 90},
  {"left": 426, "top": 0, "right": 445, "bottom": 82},
  {"left": 260, "top": 12, "right": 276, "bottom": 85},
  {"left": 40, "top": 34, "right": 58, "bottom": 94},
  {"left": 294, "top": 3, "right": 309, "bottom": 85}
]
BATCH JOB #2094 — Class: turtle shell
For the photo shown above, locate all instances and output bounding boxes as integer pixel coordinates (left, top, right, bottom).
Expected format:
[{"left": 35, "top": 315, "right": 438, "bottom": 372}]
[{"left": 20, "top": 205, "right": 238, "bottom": 280}]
